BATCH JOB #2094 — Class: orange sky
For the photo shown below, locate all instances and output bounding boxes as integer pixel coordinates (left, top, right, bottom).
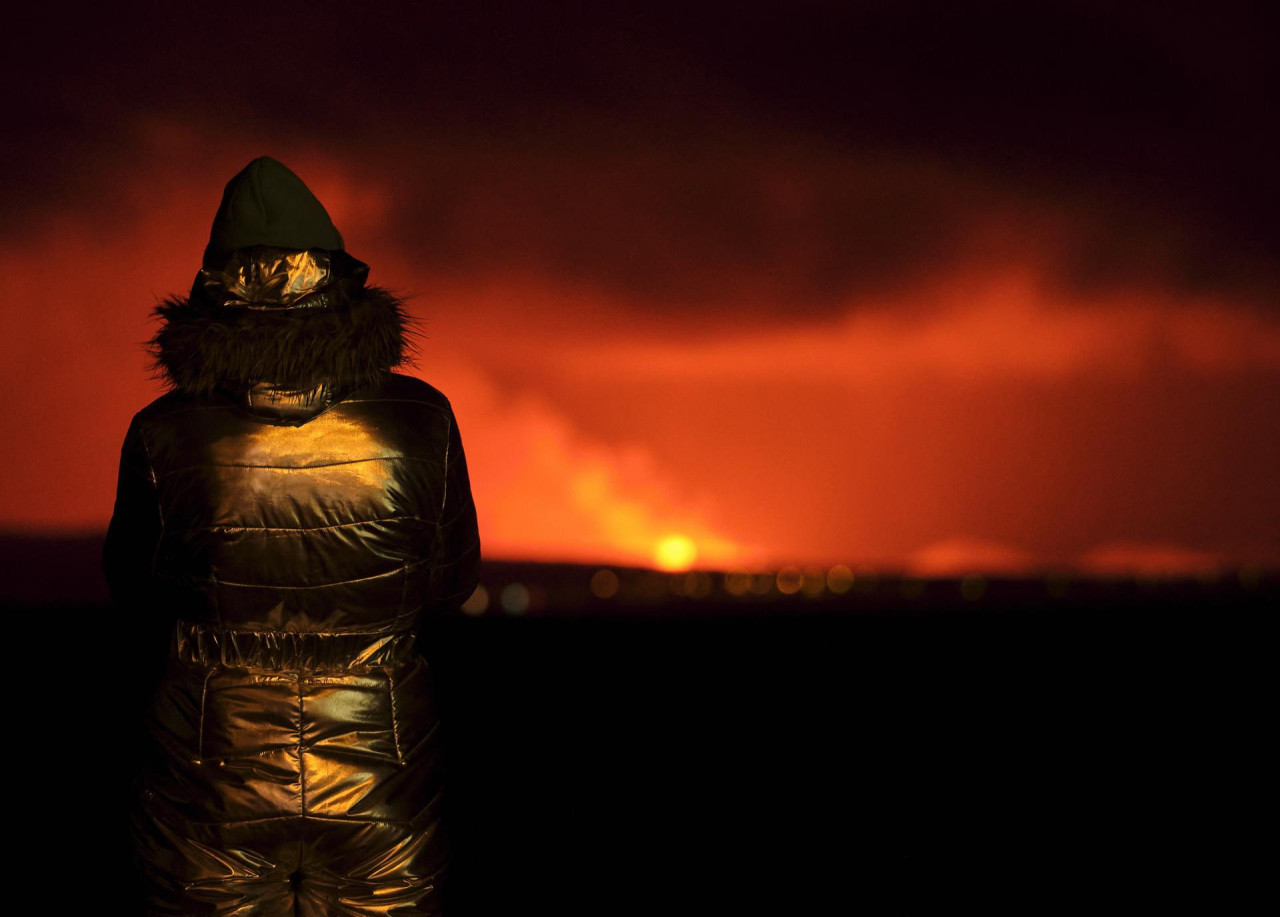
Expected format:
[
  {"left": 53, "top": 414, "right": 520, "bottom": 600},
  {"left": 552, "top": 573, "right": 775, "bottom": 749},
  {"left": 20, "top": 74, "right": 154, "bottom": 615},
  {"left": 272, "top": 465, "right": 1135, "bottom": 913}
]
[
  {"left": 4, "top": 2, "right": 1279, "bottom": 577},
  {"left": 2, "top": 131, "right": 1277, "bottom": 577}
]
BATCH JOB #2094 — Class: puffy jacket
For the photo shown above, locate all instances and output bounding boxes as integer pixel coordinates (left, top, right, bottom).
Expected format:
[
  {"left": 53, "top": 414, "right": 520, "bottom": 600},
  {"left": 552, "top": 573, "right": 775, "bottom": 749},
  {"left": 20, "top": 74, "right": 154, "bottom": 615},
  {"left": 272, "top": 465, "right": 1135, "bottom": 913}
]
[{"left": 103, "top": 157, "right": 481, "bottom": 916}]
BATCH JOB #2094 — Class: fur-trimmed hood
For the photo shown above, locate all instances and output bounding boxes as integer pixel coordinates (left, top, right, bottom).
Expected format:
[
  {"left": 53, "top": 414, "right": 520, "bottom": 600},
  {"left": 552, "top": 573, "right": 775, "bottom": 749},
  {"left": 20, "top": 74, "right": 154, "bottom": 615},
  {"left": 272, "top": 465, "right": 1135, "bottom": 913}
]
[
  {"left": 146, "top": 282, "right": 424, "bottom": 404},
  {"left": 146, "top": 156, "right": 425, "bottom": 417}
]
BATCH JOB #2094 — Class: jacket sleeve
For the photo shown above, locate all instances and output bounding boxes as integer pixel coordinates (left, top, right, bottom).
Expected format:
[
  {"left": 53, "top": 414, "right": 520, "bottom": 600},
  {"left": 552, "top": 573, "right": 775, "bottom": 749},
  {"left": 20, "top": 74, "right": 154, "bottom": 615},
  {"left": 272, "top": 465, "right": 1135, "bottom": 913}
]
[
  {"left": 103, "top": 413, "right": 164, "bottom": 613},
  {"left": 102, "top": 413, "right": 170, "bottom": 736},
  {"left": 426, "top": 404, "right": 482, "bottom": 614}
]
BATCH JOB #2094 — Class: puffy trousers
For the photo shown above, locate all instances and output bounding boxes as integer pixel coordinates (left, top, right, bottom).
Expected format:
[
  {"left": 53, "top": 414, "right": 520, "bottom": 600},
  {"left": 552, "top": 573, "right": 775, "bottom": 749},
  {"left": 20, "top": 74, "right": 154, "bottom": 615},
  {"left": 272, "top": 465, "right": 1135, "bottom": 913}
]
[{"left": 129, "top": 620, "right": 448, "bottom": 916}]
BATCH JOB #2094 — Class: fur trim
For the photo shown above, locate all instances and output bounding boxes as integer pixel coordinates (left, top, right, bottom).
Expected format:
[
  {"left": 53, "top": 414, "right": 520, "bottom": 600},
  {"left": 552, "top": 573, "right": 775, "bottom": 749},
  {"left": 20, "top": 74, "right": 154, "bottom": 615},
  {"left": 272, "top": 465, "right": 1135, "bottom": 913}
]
[{"left": 146, "top": 285, "right": 425, "bottom": 400}]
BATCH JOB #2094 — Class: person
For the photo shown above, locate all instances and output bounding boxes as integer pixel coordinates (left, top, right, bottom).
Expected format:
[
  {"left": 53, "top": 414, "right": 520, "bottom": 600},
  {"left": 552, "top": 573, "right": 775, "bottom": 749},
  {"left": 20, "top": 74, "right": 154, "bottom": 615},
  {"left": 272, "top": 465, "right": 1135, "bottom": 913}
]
[{"left": 103, "top": 156, "right": 482, "bottom": 916}]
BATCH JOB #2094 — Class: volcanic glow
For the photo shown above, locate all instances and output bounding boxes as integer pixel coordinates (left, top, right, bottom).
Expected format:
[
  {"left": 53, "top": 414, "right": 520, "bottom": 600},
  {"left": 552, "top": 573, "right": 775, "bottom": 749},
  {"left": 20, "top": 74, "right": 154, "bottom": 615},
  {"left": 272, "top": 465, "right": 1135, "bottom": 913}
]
[
  {"left": 654, "top": 535, "right": 699, "bottom": 572},
  {"left": 1, "top": 128, "right": 1277, "bottom": 578}
]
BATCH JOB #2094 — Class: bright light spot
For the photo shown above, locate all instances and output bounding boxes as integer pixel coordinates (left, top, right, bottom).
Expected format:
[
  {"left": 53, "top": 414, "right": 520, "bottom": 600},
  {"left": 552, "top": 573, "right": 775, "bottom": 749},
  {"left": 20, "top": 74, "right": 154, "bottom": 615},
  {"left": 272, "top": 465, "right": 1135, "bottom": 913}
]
[
  {"left": 776, "top": 566, "right": 803, "bottom": 595},
  {"left": 826, "top": 564, "right": 854, "bottom": 594},
  {"left": 500, "top": 582, "right": 530, "bottom": 615},
  {"left": 655, "top": 534, "right": 698, "bottom": 572},
  {"left": 590, "top": 569, "right": 620, "bottom": 599}
]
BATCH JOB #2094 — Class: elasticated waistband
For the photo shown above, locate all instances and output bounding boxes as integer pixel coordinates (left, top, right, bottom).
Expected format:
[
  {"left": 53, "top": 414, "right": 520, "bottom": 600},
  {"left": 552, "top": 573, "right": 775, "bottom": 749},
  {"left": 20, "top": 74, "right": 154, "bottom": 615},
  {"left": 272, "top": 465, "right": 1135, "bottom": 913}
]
[{"left": 172, "top": 619, "right": 420, "bottom": 673}]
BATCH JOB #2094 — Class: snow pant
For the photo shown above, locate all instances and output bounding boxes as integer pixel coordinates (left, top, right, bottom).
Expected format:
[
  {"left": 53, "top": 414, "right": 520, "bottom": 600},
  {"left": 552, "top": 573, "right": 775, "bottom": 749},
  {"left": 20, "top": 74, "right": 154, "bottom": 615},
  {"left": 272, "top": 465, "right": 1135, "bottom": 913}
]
[{"left": 129, "top": 620, "right": 448, "bottom": 916}]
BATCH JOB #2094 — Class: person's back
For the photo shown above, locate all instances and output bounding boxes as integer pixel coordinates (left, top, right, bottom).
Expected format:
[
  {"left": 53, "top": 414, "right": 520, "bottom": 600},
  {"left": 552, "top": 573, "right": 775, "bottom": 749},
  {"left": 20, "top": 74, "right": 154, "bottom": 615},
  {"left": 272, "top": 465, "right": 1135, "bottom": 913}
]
[{"left": 103, "top": 157, "right": 481, "bottom": 916}]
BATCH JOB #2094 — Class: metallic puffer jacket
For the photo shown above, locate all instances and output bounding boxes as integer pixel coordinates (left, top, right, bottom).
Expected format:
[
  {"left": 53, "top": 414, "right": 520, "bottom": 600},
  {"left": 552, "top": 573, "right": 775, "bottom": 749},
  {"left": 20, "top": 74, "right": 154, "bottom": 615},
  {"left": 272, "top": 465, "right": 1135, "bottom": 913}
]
[{"left": 104, "top": 268, "right": 481, "bottom": 915}]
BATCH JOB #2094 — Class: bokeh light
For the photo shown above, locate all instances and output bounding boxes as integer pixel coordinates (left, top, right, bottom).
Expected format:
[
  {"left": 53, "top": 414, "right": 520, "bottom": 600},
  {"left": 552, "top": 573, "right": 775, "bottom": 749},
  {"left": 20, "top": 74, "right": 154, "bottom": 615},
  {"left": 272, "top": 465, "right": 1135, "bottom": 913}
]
[
  {"left": 461, "top": 584, "right": 489, "bottom": 616},
  {"left": 826, "top": 564, "right": 854, "bottom": 594},
  {"left": 801, "top": 569, "right": 826, "bottom": 598},
  {"left": 590, "top": 568, "right": 620, "bottom": 599},
  {"left": 775, "top": 566, "right": 803, "bottom": 595},
  {"left": 500, "top": 582, "right": 530, "bottom": 615}
]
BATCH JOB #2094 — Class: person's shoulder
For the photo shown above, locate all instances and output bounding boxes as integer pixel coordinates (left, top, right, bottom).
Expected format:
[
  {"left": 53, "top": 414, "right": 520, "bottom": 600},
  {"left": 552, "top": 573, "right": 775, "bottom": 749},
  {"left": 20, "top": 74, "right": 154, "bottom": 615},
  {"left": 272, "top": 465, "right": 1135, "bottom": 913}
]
[
  {"left": 132, "top": 388, "right": 202, "bottom": 425},
  {"left": 366, "top": 372, "right": 456, "bottom": 412},
  {"left": 115, "top": 390, "right": 210, "bottom": 454}
]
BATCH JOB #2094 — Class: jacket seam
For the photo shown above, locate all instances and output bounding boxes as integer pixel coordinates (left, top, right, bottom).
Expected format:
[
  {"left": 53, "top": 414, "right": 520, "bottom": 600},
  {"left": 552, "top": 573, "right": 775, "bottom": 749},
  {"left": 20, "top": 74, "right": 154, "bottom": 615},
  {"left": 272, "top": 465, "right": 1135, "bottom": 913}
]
[
  {"left": 398, "top": 718, "right": 440, "bottom": 760},
  {"left": 164, "top": 813, "right": 420, "bottom": 827},
  {"left": 387, "top": 668, "right": 404, "bottom": 765},
  {"left": 174, "top": 620, "right": 419, "bottom": 636},
  {"left": 298, "top": 672, "right": 306, "bottom": 817},
  {"left": 211, "top": 568, "right": 222, "bottom": 624},
  {"left": 151, "top": 453, "right": 435, "bottom": 476},
  {"left": 399, "top": 557, "right": 412, "bottom": 619},
  {"left": 137, "top": 420, "right": 166, "bottom": 587},
  {"left": 433, "top": 539, "right": 481, "bottom": 565},
  {"left": 196, "top": 665, "right": 218, "bottom": 763},
  {"left": 193, "top": 514, "right": 430, "bottom": 534},
  {"left": 439, "top": 413, "right": 452, "bottom": 524},
  {"left": 439, "top": 503, "right": 473, "bottom": 528},
  {"left": 179, "top": 556, "right": 432, "bottom": 589}
]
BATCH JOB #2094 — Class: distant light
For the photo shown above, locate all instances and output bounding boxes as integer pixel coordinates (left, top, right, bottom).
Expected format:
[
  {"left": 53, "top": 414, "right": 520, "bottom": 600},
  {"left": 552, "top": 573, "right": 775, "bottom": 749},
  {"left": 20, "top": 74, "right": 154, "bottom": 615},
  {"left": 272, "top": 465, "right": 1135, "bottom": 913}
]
[
  {"left": 500, "top": 582, "right": 530, "bottom": 615},
  {"left": 826, "top": 564, "right": 854, "bottom": 594},
  {"left": 1196, "top": 569, "right": 1222, "bottom": 588},
  {"left": 670, "top": 571, "right": 709, "bottom": 597},
  {"left": 960, "top": 574, "right": 986, "bottom": 601},
  {"left": 655, "top": 534, "right": 698, "bottom": 572},
  {"left": 638, "top": 571, "right": 669, "bottom": 599},
  {"left": 724, "top": 572, "right": 753, "bottom": 596},
  {"left": 776, "top": 566, "right": 803, "bottom": 595},
  {"left": 750, "top": 572, "right": 776, "bottom": 596},
  {"left": 1136, "top": 571, "right": 1162, "bottom": 589},
  {"left": 461, "top": 584, "right": 489, "bottom": 616},
  {"left": 691, "top": 572, "right": 713, "bottom": 598},
  {"left": 1238, "top": 566, "right": 1262, "bottom": 591},
  {"left": 899, "top": 578, "right": 926, "bottom": 600},
  {"left": 801, "top": 569, "right": 826, "bottom": 598},
  {"left": 853, "top": 567, "right": 879, "bottom": 593},
  {"left": 590, "top": 569, "right": 620, "bottom": 599}
]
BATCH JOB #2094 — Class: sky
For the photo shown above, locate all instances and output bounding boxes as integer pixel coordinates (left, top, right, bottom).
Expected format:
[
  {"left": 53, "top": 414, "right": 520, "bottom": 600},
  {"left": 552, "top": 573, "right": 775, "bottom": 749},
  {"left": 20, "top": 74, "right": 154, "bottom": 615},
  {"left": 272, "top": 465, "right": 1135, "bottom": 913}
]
[{"left": 3, "top": 1, "right": 1278, "bottom": 575}]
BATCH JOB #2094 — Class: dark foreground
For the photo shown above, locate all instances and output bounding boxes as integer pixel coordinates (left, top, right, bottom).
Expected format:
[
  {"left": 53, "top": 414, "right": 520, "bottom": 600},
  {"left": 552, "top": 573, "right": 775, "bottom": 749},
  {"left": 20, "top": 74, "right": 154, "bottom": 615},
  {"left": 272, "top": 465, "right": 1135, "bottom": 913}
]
[{"left": 2, "top": 544, "right": 1270, "bottom": 914}]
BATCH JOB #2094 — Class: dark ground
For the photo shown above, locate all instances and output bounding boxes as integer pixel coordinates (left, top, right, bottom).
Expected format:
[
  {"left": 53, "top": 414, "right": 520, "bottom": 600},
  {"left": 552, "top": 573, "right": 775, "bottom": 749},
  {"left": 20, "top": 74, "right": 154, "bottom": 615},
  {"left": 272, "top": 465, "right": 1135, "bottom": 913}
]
[{"left": 1, "top": 535, "right": 1270, "bottom": 914}]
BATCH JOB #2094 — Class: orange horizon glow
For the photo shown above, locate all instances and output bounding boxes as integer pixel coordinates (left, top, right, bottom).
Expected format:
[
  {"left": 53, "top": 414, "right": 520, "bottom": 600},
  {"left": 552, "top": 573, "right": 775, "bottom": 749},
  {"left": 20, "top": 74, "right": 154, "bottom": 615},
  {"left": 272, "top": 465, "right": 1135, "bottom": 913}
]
[{"left": 2, "top": 138, "right": 1277, "bottom": 580}]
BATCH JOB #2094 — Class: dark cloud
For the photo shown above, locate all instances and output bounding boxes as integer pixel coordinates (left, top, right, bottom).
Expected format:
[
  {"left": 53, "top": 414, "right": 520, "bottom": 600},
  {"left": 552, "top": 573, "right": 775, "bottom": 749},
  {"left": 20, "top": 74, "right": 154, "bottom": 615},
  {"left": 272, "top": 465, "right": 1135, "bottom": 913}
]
[{"left": 6, "top": 0, "right": 1278, "bottom": 305}]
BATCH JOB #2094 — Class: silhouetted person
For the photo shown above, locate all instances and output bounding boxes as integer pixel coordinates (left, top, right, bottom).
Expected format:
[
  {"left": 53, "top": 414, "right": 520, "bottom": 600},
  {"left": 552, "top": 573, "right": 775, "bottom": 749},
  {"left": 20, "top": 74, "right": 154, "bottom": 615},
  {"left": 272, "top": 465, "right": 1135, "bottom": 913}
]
[{"left": 103, "top": 156, "right": 481, "bottom": 915}]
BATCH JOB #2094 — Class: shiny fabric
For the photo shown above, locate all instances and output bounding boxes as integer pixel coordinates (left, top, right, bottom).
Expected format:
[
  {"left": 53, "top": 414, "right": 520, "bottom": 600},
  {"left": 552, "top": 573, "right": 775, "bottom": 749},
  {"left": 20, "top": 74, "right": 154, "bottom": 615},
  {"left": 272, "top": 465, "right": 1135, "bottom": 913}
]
[
  {"left": 104, "top": 370, "right": 481, "bottom": 915},
  {"left": 197, "top": 247, "right": 367, "bottom": 311}
]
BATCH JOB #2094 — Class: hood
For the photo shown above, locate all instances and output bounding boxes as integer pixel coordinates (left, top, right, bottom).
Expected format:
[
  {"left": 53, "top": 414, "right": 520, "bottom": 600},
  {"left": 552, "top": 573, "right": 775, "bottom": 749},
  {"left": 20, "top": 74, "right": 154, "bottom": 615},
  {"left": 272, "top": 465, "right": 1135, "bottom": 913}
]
[
  {"left": 144, "top": 156, "right": 425, "bottom": 423},
  {"left": 202, "top": 156, "right": 345, "bottom": 268}
]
